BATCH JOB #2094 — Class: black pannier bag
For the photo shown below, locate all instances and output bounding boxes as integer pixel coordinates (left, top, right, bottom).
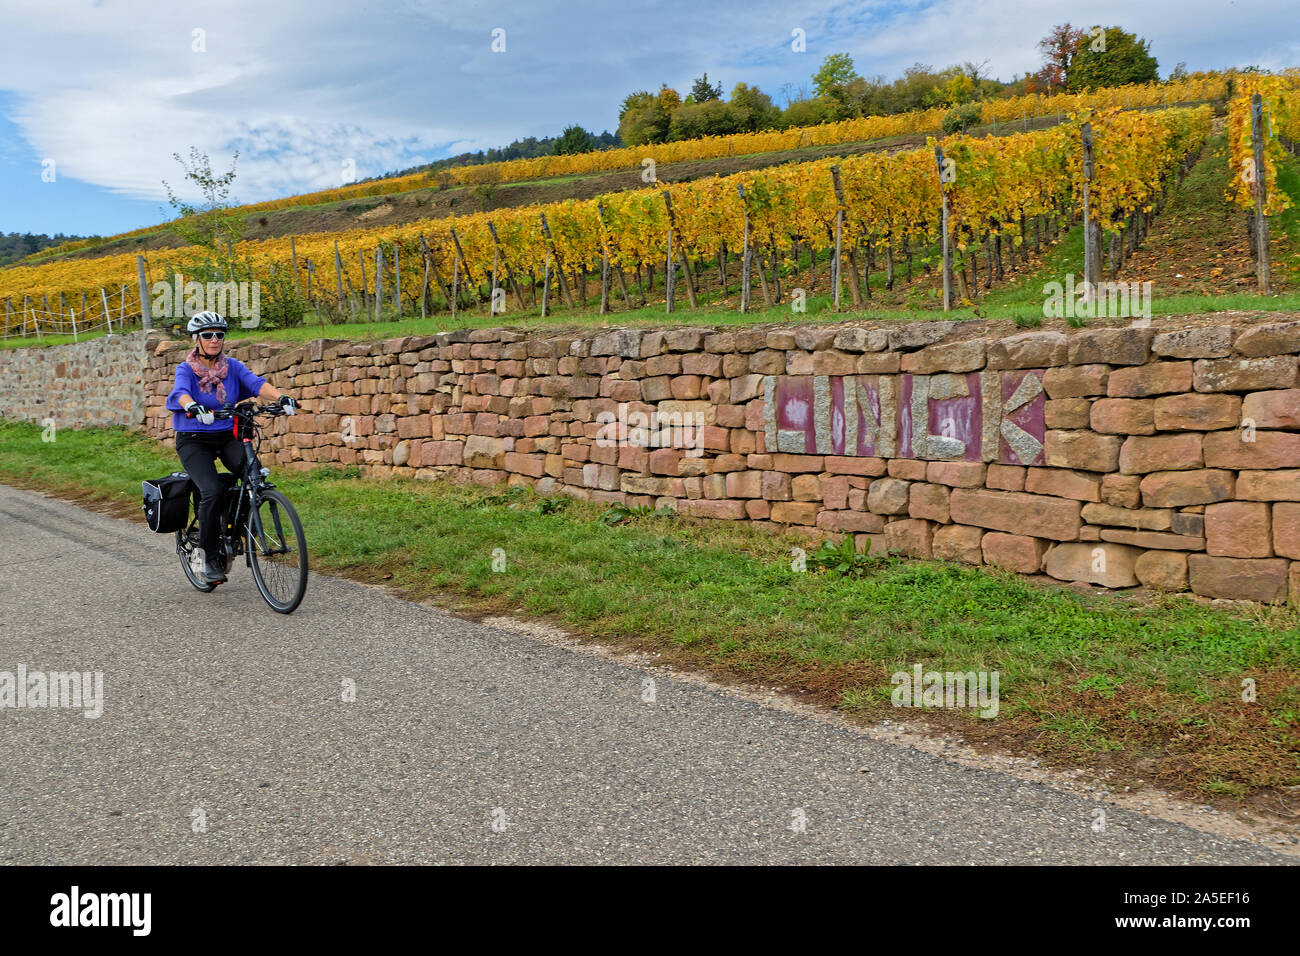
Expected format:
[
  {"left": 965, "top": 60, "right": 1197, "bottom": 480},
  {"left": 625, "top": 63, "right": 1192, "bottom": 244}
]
[{"left": 142, "top": 472, "right": 194, "bottom": 533}]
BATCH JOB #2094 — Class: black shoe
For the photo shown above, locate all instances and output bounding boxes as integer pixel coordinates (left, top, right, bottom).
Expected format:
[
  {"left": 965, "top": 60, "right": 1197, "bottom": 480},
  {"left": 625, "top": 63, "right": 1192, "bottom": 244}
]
[{"left": 202, "top": 559, "right": 228, "bottom": 585}]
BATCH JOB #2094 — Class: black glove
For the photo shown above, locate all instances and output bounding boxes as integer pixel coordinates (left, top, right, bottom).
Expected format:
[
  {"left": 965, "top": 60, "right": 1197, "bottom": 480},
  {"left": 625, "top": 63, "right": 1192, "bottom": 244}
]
[
  {"left": 185, "top": 402, "right": 215, "bottom": 425},
  {"left": 279, "top": 395, "right": 298, "bottom": 415}
]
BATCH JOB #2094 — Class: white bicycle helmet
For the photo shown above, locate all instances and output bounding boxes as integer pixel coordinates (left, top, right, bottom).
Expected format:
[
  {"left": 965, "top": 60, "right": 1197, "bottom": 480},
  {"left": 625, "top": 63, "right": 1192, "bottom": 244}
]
[{"left": 187, "top": 311, "right": 228, "bottom": 334}]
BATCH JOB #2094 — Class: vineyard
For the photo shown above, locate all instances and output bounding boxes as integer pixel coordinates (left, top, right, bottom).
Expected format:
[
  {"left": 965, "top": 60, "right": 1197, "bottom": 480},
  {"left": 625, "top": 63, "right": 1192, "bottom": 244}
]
[
  {"left": 0, "top": 100, "right": 1215, "bottom": 339},
  {"left": 1223, "top": 69, "right": 1300, "bottom": 292},
  {"left": 22, "top": 75, "right": 1227, "bottom": 265}
]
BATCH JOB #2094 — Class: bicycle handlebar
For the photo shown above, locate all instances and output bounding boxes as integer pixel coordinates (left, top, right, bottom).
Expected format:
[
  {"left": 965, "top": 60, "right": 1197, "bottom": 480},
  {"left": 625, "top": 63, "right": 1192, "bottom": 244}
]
[{"left": 184, "top": 401, "right": 295, "bottom": 420}]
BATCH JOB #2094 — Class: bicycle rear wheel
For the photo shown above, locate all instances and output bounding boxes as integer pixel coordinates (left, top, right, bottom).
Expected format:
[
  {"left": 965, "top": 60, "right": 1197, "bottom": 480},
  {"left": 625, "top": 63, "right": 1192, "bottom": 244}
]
[
  {"left": 246, "top": 488, "right": 308, "bottom": 613},
  {"left": 177, "top": 525, "right": 216, "bottom": 593}
]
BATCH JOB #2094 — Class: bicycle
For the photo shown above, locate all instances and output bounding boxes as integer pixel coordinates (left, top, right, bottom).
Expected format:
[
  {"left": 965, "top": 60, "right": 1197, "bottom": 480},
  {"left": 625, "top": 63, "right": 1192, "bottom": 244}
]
[{"left": 176, "top": 401, "right": 309, "bottom": 614}]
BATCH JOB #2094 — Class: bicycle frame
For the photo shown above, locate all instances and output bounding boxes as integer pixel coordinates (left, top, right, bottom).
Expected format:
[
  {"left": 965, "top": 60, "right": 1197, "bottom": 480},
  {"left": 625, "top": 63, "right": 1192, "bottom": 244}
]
[{"left": 214, "top": 403, "right": 291, "bottom": 569}]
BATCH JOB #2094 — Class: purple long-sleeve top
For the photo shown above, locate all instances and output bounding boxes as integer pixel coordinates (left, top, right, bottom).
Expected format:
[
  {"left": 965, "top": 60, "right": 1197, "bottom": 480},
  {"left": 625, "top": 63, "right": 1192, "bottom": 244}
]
[{"left": 165, "top": 357, "right": 268, "bottom": 433}]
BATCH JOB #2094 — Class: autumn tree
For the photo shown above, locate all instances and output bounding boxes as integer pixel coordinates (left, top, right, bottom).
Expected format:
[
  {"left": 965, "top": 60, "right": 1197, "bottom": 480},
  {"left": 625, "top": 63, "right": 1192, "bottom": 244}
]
[
  {"left": 1067, "top": 26, "right": 1159, "bottom": 91},
  {"left": 1035, "top": 23, "right": 1086, "bottom": 92}
]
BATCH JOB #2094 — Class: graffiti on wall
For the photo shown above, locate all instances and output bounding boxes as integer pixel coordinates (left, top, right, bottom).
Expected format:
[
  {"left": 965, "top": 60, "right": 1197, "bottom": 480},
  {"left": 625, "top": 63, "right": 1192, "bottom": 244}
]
[{"left": 763, "top": 371, "right": 1047, "bottom": 464}]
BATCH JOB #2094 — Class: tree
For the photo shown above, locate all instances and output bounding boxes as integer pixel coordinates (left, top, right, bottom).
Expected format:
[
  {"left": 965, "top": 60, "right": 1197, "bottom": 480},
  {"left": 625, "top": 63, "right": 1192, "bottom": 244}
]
[
  {"left": 162, "top": 147, "right": 244, "bottom": 252},
  {"left": 691, "top": 73, "right": 723, "bottom": 102},
  {"left": 669, "top": 100, "right": 742, "bottom": 140},
  {"left": 553, "top": 125, "right": 596, "bottom": 155},
  {"left": 1036, "top": 23, "right": 1086, "bottom": 92},
  {"left": 617, "top": 86, "right": 680, "bottom": 145},
  {"left": 728, "top": 82, "right": 780, "bottom": 131},
  {"left": 1067, "top": 26, "right": 1159, "bottom": 91},
  {"left": 812, "top": 53, "right": 860, "bottom": 100}
]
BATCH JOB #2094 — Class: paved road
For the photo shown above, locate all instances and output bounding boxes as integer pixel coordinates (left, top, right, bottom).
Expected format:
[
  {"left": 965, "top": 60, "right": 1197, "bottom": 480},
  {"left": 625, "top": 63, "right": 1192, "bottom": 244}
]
[{"left": 0, "top": 483, "right": 1289, "bottom": 865}]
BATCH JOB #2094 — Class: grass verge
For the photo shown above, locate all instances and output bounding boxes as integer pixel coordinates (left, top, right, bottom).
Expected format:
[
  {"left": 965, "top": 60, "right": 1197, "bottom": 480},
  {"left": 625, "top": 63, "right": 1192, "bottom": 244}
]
[{"left": 1, "top": 420, "right": 1296, "bottom": 806}]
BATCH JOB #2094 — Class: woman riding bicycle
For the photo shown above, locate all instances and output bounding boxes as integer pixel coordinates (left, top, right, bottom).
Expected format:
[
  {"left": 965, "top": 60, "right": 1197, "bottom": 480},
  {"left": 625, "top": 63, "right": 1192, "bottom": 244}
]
[{"left": 164, "top": 311, "right": 297, "bottom": 585}]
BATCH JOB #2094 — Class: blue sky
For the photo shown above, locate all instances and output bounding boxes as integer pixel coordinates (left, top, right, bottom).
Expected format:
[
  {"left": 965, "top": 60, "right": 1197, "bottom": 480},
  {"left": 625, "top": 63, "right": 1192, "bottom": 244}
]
[{"left": 0, "top": 0, "right": 1296, "bottom": 238}]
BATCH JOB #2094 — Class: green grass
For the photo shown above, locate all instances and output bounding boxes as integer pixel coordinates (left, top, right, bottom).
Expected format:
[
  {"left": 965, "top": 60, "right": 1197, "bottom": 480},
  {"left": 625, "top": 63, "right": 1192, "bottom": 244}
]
[{"left": 1, "top": 420, "right": 1296, "bottom": 799}]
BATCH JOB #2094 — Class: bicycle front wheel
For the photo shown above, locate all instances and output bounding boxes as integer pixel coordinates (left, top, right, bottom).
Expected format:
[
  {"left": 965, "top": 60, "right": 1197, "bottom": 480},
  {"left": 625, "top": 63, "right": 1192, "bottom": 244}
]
[{"left": 246, "top": 488, "right": 309, "bottom": 613}]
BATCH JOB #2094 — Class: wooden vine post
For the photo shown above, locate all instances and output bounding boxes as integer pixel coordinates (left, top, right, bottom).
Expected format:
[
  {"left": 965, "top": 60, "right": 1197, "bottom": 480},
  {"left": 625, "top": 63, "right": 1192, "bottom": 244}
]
[
  {"left": 934, "top": 145, "right": 953, "bottom": 312},
  {"left": 486, "top": 221, "right": 527, "bottom": 311},
  {"left": 737, "top": 184, "right": 751, "bottom": 313},
  {"left": 1081, "top": 122, "right": 1101, "bottom": 303},
  {"left": 596, "top": 202, "right": 632, "bottom": 309},
  {"left": 448, "top": 226, "right": 477, "bottom": 311},
  {"left": 136, "top": 255, "right": 152, "bottom": 330},
  {"left": 829, "top": 165, "right": 863, "bottom": 308},
  {"left": 662, "top": 191, "right": 698, "bottom": 308},
  {"left": 393, "top": 242, "right": 402, "bottom": 316},
  {"left": 538, "top": 213, "right": 575, "bottom": 309},
  {"left": 1251, "top": 93, "right": 1271, "bottom": 293}
]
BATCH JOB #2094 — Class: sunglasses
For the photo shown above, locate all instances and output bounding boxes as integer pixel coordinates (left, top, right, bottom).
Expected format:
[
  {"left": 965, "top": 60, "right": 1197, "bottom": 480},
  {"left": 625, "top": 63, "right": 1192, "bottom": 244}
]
[{"left": 198, "top": 330, "right": 226, "bottom": 340}]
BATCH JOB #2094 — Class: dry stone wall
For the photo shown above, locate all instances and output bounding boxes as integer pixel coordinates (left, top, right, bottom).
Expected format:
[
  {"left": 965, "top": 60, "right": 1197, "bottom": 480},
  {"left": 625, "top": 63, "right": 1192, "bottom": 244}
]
[
  {"left": 139, "top": 318, "right": 1300, "bottom": 605},
  {"left": 0, "top": 331, "right": 149, "bottom": 429}
]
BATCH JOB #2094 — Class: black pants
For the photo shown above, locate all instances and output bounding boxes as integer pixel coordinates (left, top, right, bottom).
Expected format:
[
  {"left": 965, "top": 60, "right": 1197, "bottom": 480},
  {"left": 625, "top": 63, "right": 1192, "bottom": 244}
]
[{"left": 176, "top": 430, "right": 244, "bottom": 562}]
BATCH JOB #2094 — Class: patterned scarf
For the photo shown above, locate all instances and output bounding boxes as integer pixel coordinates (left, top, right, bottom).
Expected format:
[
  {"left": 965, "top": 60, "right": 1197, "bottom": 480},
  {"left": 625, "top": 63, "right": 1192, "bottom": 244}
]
[{"left": 185, "top": 347, "right": 229, "bottom": 403}]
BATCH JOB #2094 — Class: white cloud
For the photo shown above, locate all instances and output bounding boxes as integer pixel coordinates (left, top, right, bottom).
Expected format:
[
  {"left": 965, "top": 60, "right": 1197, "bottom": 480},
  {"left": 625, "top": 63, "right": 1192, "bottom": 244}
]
[{"left": 0, "top": 0, "right": 1291, "bottom": 209}]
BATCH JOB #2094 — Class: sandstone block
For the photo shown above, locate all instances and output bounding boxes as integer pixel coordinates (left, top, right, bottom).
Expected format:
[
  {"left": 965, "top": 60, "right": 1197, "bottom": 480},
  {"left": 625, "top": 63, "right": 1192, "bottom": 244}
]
[
  {"left": 901, "top": 339, "right": 987, "bottom": 374},
  {"left": 1044, "top": 542, "right": 1141, "bottom": 587},
  {"left": 1080, "top": 502, "right": 1173, "bottom": 530},
  {"left": 926, "top": 461, "right": 986, "bottom": 487},
  {"left": 932, "top": 524, "right": 984, "bottom": 564},
  {"left": 949, "top": 488, "right": 1081, "bottom": 540},
  {"left": 1241, "top": 389, "right": 1300, "bottom": 429},
  {"left": 981, "top": 533, "right": 1048, "bottom": 573},
  {"left": 986, "top": 464, "right": 1026, "bottom": 491},
  {"left": 1045, "top": 397, "right": 1093, "bottom": 429},
  {"left": 1203, "top": 430, "right": 1300, "bottom": 469},
  {"left": 1188, "top": 555, "right": 1289, "bottom": 603},
  {"left": 1090, "top": 398, "right": 1155, "bottom": 435},
  {"left": 1118, "top": 434, "right": 1203, "bottom": 474},
  {"left": 1272, "top": 503, "right": 1300, "bottom": 559},
  {"left": 1043, "top": 364, "right": 1110, "bottom": 398},
  {"left": 884, "top": 518, "right": 934, "bottom": 558},
  {"left": 1205, "top": 501, "right": 1272, "bottom": 557},
  {"left": 1139, "top": 469, "right": 1235, "bottom": 507},
  {"left": 1025, "top": 468, "right": 1101, "bottom": 501},
  {"left": 868, "top": 478, "right": 912, "bottom": 515},
  {"left": 1100, "top": 474, "right": 1143, "bottom": 508},
  {"left": 1152, "top": 326, "right": 1234, "bottom": 359},
  {"left": 1098, "top": 528, "right": 1203, "bottom": 551},
  {"left": 1194, "top": 356, "right": 1298, "bottom": 392},
  {"left": 769, "top": 501, "right": 820, "bottom": 525},
  {"left": 1107, "top": 362, "right": 1192, "bottom": 398},
  {"left": 1044, "top": 430, "right": 1121, "bottom": 471},
  {"left": 1135, "top": 551, "right": 1189, "bottom": 591},
  {"left": 986, "top": 331, "right": 1068, "bottom": 369},
  {"left": 1152, "top": 393, "right": 1241, "bottom": 431},
  {"left": 1067, "top": 328, "right": 1151, "bottom": 366},
  {"left": 1235, "top": 469, "right": 1300, "bottom": 501},
  {"left": 909, "top": 482, "right": 951, "bottom": 522},
  {"left": 1233, "top": 321, "right": 1300, "bottom": 357}
]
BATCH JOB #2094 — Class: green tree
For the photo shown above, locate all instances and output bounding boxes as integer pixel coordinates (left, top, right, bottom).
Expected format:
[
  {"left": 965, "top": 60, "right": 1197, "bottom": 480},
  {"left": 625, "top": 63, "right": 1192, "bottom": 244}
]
[
  {"left": 1067, "top": 26, "right": 1158, "bottom": 91},
  {"left": 162, "top": 147, "right": 244, "bottom": 252},
  {"left": 618, "top": 84, "right": 682, "bottom": 145},
  {"left": 553, "top": 124, "right": 596, "bottom": 155},
  {"left": 691, "top": 73, "right": 723, "bottom": 101},
  {"left": 811, "top": 52, "right": 860, "bottom": 100},
  {"left": 728, "top": 82, "right": 780, "bottom": 131},
  {"left": 668, "top": 100, "right": 742, "bottom": 140}
]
